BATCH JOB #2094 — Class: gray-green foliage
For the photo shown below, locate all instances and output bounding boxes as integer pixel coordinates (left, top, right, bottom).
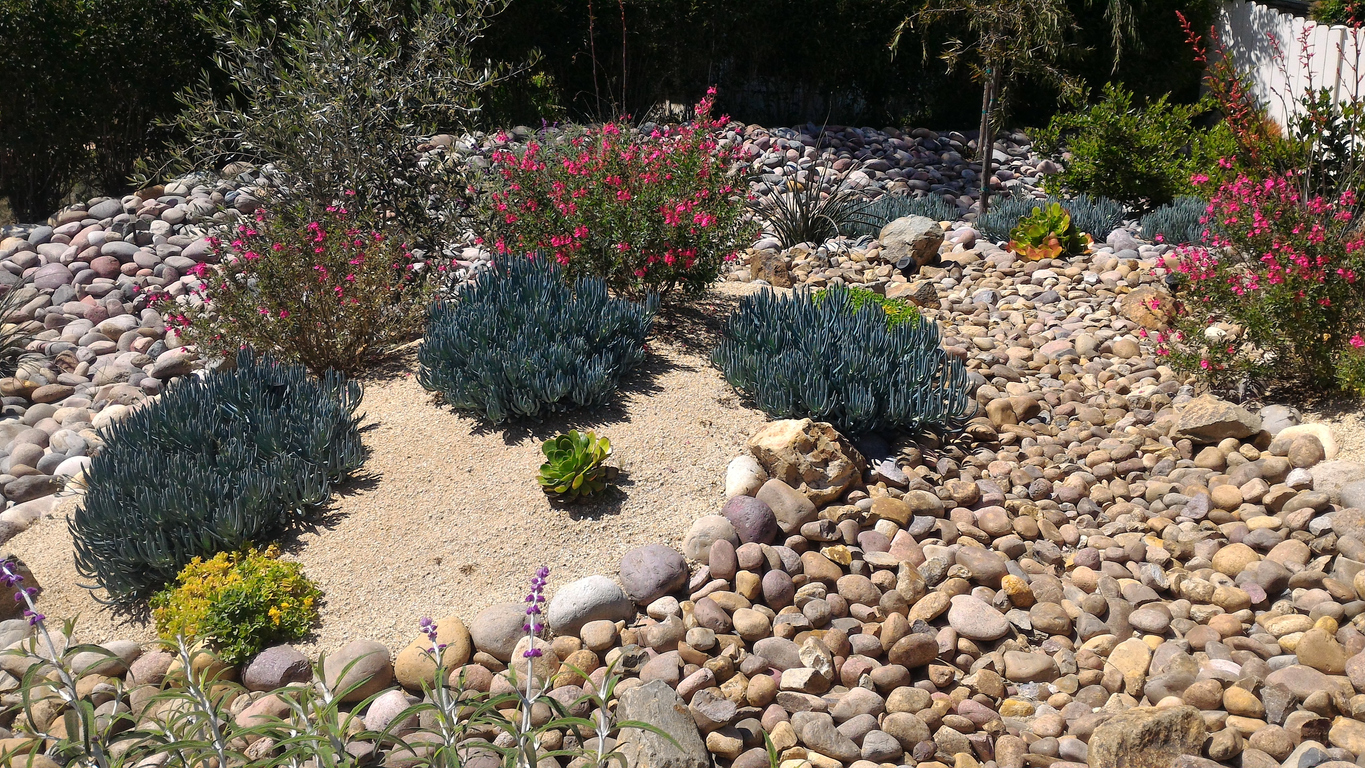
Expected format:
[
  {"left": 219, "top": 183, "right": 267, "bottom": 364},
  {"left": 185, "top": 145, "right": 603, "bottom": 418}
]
[
  {"left": 1141, "top": 196, "right": 1211, "bottom": 245},
  {"left": 842, "top": 193, "right": 961, "bottom": 238},
  {"left": 977, "top": 192, "right": 1125, "bottom": 242},
  {"left": 712, "top": 285, "right": 972, "bottom": 437},
  {"left": 1060, "top": 193, "right": 1125, "bottom": 240},
  {"left": 153, "top": 0, "right": 511, "bottom": 249},
  {"left": 417, "top": 257, "right": 658, "bottom": 424},
  {"left": 70, "top": 349, "right": 365, "bottom": 606}
]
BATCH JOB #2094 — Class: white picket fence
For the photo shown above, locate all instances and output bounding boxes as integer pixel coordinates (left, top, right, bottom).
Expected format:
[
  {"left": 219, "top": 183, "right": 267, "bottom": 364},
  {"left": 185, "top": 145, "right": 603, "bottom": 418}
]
[{"left": 1218, "top": 0, "right": 1365, "bottom": 127}]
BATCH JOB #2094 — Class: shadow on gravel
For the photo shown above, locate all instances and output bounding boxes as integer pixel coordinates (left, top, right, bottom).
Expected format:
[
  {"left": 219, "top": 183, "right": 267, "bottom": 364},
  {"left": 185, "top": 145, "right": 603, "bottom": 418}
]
[
  {"left": 462, "top": 351, "right": 687, "bottom": 446},
  {"left": 650, "top": 292, "right": 744, "bottom": 356}
]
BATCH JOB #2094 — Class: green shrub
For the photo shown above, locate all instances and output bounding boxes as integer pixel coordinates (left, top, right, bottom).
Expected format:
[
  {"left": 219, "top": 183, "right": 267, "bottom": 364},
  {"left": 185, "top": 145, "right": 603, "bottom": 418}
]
[
  {"left": 538, "top": 430, "right": 616, "bottom": 503},
  {"left": 815, "top": 286, "right": 921, "bottom": 328},
  {"left": 155, "top": 0, "right": 508, "bottom": 251},
  {"left": 417, "top": 256, "right": 658, "bottom": 423},
  {"left": 1140, "top": 196, "right": 1210, "bottom": 245},
  {"left": 1008, "top": 202, "right": 1091, "bottom": 261},
  {"left": 1339, "top": 338, "right": 1365, "bottom": 397},
  {"left": 151, "top": 547, "right": 321, "bottom": 665},
  {"left": 1033, "top": 83, "right": 1217, "bottom": 211},
  {"left": 157, "top": 198, "right": 440, "bottom": 377},
  {"left": 712, "top": 285, "right": 971, "bottom": 437},
  {"left": 473, "top": 90, "right": 754, "bottom": 298},
  {"left": 842, "top": 194, "right": 961, "bottom": 239},
  {"left": 70, "top": 349, "right": 365, "bottom": 606}
]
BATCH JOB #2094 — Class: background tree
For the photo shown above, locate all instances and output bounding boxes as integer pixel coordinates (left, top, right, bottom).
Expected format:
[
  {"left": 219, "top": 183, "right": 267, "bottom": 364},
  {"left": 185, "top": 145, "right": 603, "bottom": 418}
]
[{"left": 894, "top": 0, "right": 1127, "bottom": 213}]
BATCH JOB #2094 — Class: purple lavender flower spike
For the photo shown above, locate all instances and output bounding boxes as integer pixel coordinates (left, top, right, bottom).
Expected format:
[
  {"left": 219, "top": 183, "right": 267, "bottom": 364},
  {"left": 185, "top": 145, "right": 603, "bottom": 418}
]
[{"left": 522, "top": 566, "right": 549, "bottom": 658}]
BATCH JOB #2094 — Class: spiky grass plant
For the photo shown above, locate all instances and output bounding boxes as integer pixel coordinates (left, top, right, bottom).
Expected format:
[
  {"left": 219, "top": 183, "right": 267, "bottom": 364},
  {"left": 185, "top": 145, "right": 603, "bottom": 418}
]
[
  {"left": 749, "top": 163, "right": 873, "bottom": 248},
  {"left": 0, "top": 279, "right": 41, "bottom": 378}
]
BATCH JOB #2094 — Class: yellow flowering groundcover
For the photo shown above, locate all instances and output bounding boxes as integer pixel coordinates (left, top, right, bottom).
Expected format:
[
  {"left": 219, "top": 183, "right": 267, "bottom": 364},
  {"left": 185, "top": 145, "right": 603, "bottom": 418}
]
[{"left": 151, "top": 547, "right": 321, "bottom": 665}]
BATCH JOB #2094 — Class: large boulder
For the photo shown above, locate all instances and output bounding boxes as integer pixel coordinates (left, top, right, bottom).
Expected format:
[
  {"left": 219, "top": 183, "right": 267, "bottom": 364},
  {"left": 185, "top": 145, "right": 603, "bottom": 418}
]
[
  {"left": 321, "top": 640, "right": 393, "bottom": 703},
  {"left": 469, "top": 603, "right": 527, "bottom": 662},
  {"left": 747, "top": 419, "right": 865, "bottom": 506},
  {"left": 1176, "top": 395, "right": 1262, "bottom": 443},
  {"left": 619, "top": 545, "right": 688, "bottom": 604},
  {"left": 546, "top": 575, "right": 634, "bottom": 636},
  {"left": 878, "top": 215, "right": 943, "bottom": 270},
  {"left": 1087, "top": 706, "right": 1206, "bottom": 768},
  {"left": 614, "top": 680, "right": 710, "bottom": 768}
]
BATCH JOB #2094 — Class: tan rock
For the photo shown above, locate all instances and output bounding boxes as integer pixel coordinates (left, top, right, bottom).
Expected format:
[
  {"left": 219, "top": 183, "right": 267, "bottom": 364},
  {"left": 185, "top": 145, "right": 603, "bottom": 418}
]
[{"left": 748, "top": 419, "right": 866, "bottom": 506}]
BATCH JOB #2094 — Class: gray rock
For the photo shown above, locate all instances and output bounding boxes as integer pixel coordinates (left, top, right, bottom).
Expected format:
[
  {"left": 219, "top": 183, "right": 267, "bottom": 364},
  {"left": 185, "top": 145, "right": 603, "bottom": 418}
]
[
  {"left": 1312, "top": 461, "right": 1365, "bottom": 504},
  {"left": 87, "top": 199, "right": 124, "bottom": 220},
  {"left": 879, "top": 215, "right": 944, "bottom": 270},
  {"left": 614, "top": 680, "right": 709, "bottom": 768},
  {"left": 470, "top": 602, "right": 530, "bottom": 662},
  {"left": 546, "top": 574, "right": 634, "bottom": 636},
  {"left": 1260, "top": 405, "right": 1301, "bottom": 435}
]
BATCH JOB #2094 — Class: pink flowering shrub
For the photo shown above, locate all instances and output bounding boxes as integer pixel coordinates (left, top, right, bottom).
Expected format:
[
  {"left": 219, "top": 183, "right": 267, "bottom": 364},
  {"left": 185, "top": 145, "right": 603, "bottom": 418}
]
[
  {"left": 1162, "top": 16, "right": 1365, "bottom": 393},
  {"left": 157, "top": 198, "right": 441, "bottom": 376},
  {"left": 472, "top": 89, "right": 755, "bottom": 298},
  {"left": 1159, "top": 173, "right": 1365, "bottom": 389},
  {"left": 1340, "top": 334, "right": 1365, "bottom": 395}
]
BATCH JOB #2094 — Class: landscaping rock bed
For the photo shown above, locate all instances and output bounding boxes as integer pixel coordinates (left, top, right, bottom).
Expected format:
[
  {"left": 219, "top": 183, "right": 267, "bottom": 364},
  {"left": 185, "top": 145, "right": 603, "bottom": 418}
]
[{"left": 1, "top": 123, "right": 1364, "bottom": 768}]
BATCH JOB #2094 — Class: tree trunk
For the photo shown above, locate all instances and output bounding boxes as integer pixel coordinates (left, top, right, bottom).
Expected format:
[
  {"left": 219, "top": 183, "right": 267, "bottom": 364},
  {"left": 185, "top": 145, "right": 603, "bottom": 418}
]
[{"left": 978, "top": 67, "right": 996, "bottom": 214}]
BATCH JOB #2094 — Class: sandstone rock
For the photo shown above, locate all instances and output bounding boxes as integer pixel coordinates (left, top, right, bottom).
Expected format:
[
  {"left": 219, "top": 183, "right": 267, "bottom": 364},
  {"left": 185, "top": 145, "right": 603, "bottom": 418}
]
[
  {"left": 879, "top": 215, "right": 944, "bottom": 270},
  {"left": 322, "top": 640, "right": 393, "bottom": 703},
  {"left": 1087, "top": 706, "right": 1205, "bottom": 768},
  {"left": 1177, "top": 395, "right": 1262, "bottom": 443},
  {"left": 748, "top": 419, "right": 866, "bottom": 506}
]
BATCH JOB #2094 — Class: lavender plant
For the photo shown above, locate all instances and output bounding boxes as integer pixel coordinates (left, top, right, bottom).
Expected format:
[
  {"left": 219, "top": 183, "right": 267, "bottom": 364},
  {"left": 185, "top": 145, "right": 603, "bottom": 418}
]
[{"left": 0, "top": 564, "right": 674, "bottom": 768}]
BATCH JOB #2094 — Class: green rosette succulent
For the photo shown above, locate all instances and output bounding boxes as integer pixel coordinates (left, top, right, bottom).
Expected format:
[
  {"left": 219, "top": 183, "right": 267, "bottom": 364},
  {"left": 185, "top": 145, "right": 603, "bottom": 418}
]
[{"left": 538, "top": 430, "right": 616, "bottom": 502}]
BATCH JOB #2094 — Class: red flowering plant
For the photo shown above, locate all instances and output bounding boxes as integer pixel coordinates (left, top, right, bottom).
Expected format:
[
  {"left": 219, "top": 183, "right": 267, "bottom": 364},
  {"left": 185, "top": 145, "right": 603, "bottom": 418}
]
[
  {"left": 470, "top": 88, "right": 756, "bottom": 299},
  {"left": 153, "top": 196, "right": 443, "bottom": 376},
  {"left": 1157, "top": 175, "right": 1365, "bottom": 389},
  {"left": 1158, "top": 15, "right": 1365, "bottom": 393}
]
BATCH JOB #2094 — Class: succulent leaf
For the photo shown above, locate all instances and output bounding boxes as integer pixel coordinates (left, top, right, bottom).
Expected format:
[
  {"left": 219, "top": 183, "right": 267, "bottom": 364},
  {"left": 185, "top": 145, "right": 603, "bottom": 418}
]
[{"left": 537, "top": 429, "right": 614, "bottom": 503}]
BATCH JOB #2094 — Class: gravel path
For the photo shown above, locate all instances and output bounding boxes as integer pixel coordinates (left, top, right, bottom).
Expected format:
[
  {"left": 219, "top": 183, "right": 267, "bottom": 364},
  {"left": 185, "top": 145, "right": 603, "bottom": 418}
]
[{"left": 5, "top": 284, "right": 772, "bottom": 652}]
